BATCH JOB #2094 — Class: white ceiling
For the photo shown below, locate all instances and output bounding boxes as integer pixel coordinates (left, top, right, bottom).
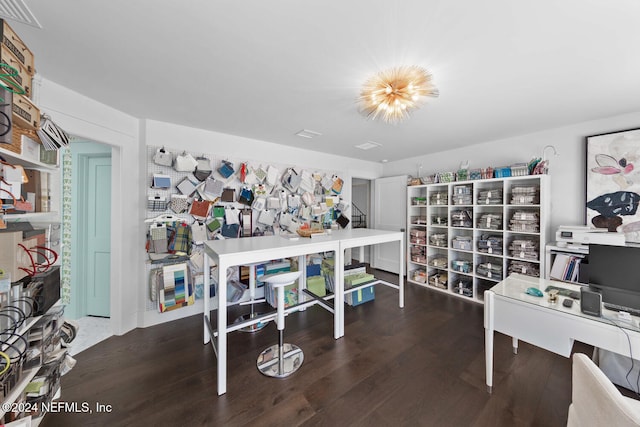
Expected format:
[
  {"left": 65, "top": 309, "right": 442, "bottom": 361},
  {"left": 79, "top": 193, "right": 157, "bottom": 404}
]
[{"left": 8, "top": 0, "right": 640, "bottom": 162}]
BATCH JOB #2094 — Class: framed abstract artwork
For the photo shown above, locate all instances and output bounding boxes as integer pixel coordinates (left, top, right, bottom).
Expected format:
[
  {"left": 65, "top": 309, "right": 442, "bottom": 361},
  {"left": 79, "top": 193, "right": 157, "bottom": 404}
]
[{"left": 585, "top": 128, "right": 640, "bottom": 241}]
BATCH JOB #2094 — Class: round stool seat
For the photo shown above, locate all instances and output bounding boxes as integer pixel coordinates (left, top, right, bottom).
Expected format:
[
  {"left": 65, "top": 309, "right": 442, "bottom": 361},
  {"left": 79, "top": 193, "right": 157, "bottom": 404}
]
[{"left": 260, "top": 271, "right": 301, "bottom": 287}]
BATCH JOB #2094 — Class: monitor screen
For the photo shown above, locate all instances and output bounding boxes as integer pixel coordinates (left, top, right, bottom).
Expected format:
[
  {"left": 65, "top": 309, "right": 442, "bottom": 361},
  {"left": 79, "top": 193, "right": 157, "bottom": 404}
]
[{"left": 588, "top": 243, "right": 640, "bottom": 308}]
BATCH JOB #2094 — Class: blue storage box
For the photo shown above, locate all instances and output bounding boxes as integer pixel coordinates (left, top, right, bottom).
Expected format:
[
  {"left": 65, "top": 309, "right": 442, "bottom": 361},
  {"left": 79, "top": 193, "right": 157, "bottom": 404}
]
[
  {"left": 345, "top": 285, "right": 375, "bottom": 306},
  {"left": 306, "top": 264, "right": 321, "bottom": 277}
]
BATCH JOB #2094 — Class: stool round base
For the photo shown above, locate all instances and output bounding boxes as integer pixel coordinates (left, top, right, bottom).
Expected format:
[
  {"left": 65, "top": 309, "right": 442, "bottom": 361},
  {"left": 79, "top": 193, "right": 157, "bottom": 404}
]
[
  {"left": 234, "top": 313, "right": 269, "bottom": 333},
  {"left": 257, "top": 343, "right": 304, "bottom": 378}
]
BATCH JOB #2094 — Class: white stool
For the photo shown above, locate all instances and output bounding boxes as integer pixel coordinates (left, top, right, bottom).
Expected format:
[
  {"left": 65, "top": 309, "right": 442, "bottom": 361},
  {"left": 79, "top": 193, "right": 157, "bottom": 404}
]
[{"left": 256, "top": 271, "right": 304, "bottom": 378}]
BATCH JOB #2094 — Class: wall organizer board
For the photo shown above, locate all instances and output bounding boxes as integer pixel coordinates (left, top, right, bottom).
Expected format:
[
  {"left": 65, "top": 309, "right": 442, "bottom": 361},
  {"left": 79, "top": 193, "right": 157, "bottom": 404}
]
[
  {"left": 144, "top": 145, "right": 350, "bottom": 312},
  {"left": 586, "top": 128, "right": 640, "bottom": 242}
]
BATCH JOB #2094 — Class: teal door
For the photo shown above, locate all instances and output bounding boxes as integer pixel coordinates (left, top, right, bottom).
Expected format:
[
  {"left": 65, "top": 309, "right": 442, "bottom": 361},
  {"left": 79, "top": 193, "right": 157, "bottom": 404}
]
[{"left": 85, "top": 154, "right": 111, "bottom": 317}]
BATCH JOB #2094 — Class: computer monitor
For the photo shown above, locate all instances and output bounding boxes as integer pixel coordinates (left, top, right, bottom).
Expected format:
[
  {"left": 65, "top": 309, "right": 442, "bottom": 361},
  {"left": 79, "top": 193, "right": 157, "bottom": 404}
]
[{"left": 588, "top": 243, "right": 640, "bottom": 312}]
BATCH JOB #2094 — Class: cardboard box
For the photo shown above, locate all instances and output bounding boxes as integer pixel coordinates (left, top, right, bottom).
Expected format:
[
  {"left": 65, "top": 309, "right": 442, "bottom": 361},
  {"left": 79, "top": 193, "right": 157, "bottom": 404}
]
[
  {"left": 0, "top": 19, "right": 35, "bottom": 75},
  {"left": 345, "top": 286, "right": 375, "bottom": 306},
  {"left": 1, "top": 45, "right": 33, "bottom": 98},
  {"left": 12, "top": 93, "right": 39, "bottom": 130}
]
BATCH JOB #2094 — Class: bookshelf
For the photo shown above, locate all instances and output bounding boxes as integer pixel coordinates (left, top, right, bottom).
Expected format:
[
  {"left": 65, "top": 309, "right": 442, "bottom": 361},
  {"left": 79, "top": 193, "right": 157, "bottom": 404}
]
[{"left": 406, "top": 175, "right": 551, "bottom": 303}]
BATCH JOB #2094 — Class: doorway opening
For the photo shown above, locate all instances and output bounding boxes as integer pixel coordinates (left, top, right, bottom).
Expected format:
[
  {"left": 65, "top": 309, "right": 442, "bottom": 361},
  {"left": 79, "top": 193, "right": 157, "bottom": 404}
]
[
  {"left": 69, "top": 141, "right": 112, "bottom": 319},
  {"left": 351, "top": 177, "right": 372, "bottom": 263}
]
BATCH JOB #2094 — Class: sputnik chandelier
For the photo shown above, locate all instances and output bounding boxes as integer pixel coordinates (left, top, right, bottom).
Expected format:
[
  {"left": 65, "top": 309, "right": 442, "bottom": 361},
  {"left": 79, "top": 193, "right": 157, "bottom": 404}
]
[{"left": 359, "top": 65, "right": 439, "bottom": 124}]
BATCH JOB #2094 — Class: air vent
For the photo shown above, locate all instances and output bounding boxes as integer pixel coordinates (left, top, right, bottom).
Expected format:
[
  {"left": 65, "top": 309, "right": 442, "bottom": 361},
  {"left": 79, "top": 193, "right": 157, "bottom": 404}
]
[
  {"left": 355, "top": 141, "right": 382, "bottom": 150},
  {"left": 295, "top": 129, "right": 322, "bottom": 139},
  {"left": 0, "top": 0, "right": 41, "bottom": 28}
]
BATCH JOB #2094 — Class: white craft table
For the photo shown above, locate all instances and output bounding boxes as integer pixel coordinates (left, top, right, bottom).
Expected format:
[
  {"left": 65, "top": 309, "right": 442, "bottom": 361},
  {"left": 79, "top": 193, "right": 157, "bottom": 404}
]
[
  {"left": 203, "top": 228, "right": 404, "bottom": 395},
  {"left": 484, "top": 273, "right": 640, "bottom": 393}
]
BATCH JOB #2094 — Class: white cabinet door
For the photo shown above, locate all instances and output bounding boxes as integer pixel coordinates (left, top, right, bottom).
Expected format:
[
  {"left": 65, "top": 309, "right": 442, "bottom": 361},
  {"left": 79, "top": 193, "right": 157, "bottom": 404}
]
[{"left": 372, "top": 175, "right": 407, "bottom": 273}]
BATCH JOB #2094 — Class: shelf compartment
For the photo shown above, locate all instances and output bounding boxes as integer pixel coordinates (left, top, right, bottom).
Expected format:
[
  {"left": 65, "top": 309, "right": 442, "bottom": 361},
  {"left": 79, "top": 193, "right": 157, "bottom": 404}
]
[
  {"left": 508, "top": 259, "right": 540, "bottom": 278},
  {"left": 509, "top": 184, "right": 540, "bottom": 205},
  {"left": 450, "top": 209, "right": 472, "bottom": 228},
  {"left": 410, "top": 215, "right": 427, "bottom": 226},
  {"left": 428, "top": 232, "right": 447, "bottom": 248},
  {"left": 451, "top": 184, "right": 473, "bottom": 206},
  {"left": 507, "top": 235, "right": 540, "bottom": 261},
  {"left": 476, "top": 261, "right": 503, "bottom": 281},
  {"left": 451, "top": 259, "right": 473, "bottom": 274},
  {"left": 409, "top": 268, "right": 427, "bottom": 284},
  {"left": 477, "top": 189, "right": 503, "bottom": 205},
  {"left": 409, "top": 228, "right": 427, "bottom": 245},
  {"left": 477, "top": 279, "right": 498, "bottom": 301},
  {"left": 476, "top": 213, "right": 502, "bottom": 230},
  {"left": 410, "top": 244, "right": 427, "bottom": 265},
  {"left": 477, "top": 233, "right": 503, "bottom": 256},
  {"left": 411, "top": 196, "right": 427, "bottom": 206},
  {"left": 450, "top": 274, "right": 473, "bottom": 298},
  {"left": 427, "top": 270, "right": 448, "bottom": 290},
  {"left": 429, "top": 191, "right": 448, "bottom": 205},
  {"left": 428, "top": 254, "right": 448, "bottom": 270},
  {"left": 508, "top": 209, "right": 540, "bottom": 233},
  {"left": 451, "top": 235, "right": 472, "bottom": 251}
]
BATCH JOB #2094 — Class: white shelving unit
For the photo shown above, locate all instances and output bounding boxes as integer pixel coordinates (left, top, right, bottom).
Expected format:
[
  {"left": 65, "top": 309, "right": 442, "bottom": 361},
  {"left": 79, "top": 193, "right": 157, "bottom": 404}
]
[{"left": 406, "top": 175, "right": 550, "bottom": 303}]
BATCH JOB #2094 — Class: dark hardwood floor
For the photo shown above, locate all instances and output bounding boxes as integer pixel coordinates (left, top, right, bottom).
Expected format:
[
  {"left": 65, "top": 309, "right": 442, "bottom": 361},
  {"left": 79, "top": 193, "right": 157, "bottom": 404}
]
[{"left": 41, "top": 270, "right": 589, "bottom": 427}]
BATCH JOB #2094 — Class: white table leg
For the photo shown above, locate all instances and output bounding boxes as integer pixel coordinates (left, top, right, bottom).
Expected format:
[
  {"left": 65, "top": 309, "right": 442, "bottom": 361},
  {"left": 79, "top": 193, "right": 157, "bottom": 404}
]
[
  {"left": 484, "top": 290, "right": 494, "bottom": 393},
  {"left": 204, "top": 254, "right": 211, "bottom": 345},
  {"left": 335, "top": 248, "right": 343, "bottom": 339},
  {"left": 249, "top": 263, "right": 256, "bottom": 301},
  {"left": 512, "top": 337, "right": 519, "bottom": 355},
  {"left": 298, "top": 255, "right": 306, "bottom": 310},
  {"left": 217, "top": 261, "right": 228, "bottom": 395},
  {"left": 399, "top": 239, "right": 404, "bottom": 308}
]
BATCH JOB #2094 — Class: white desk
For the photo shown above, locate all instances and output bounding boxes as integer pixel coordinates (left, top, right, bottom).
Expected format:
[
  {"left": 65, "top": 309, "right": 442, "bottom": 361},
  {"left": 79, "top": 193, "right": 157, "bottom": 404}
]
[
  {"left": 203, "top": 228, "right": 404, "bottom": 395},
  {"left": 484, "top": 273, "right": 640, "bottom": 393}
]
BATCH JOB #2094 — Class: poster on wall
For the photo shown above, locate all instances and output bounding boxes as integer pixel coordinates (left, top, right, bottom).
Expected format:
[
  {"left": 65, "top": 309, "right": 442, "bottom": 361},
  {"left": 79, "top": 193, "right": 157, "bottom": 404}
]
[{"left": 585, "top": 128, "right": 640, "bottom": 242}]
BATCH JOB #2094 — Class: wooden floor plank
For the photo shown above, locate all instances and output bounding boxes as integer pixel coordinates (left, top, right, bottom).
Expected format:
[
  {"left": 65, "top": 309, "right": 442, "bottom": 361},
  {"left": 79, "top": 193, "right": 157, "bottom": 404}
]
[{"left": 41, "top": 269, "right": 585, "bottom": 427}]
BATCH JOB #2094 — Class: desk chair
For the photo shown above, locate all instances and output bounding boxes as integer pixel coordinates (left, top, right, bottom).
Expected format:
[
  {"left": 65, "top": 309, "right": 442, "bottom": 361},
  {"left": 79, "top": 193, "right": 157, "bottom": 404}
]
[
  {"left": 256, "top": 271, "right": 304, "bottom": 378},
  {"left": 568, "top": 353, "right": 640, "bottom": 427}
]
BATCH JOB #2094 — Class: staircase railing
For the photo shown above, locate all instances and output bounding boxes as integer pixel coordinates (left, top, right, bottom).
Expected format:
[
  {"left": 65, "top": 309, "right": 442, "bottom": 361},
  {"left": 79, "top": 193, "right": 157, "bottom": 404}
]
[{"left": 352, "top": 203, "right": 367, "bottom": 228}]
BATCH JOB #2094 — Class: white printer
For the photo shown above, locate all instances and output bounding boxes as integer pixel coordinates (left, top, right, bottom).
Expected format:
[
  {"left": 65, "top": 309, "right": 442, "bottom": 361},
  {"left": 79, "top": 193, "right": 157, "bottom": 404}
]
[{"left": 556, "top": 225, "right": 625, "bottom": 246}]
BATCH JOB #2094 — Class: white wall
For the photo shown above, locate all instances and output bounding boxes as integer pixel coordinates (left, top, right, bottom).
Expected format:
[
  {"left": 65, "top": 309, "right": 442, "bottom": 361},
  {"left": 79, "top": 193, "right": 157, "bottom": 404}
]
[
  {"left": 383, "top": 112, "right": 640, "bottom": 232},
  {"left": 38, "top": 78, "right": 143, "bottom": 335}
]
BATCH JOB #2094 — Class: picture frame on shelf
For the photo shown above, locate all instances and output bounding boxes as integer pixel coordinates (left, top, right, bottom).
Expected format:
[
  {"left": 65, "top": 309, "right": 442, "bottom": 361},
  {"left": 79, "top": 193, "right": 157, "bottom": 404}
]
[{"left": 585, "top": 128, "right": 640, "bottom": 241}]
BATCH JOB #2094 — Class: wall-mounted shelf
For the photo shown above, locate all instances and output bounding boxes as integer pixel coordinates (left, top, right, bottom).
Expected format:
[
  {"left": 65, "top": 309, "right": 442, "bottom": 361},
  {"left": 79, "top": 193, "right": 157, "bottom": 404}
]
[{"left": 0, "top": 146, "right": 58, "bottom": 171}]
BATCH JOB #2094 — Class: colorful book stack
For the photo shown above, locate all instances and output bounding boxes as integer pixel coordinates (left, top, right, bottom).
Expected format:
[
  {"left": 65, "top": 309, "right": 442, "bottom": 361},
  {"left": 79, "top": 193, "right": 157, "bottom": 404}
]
[{"left": 549, "top": 254, "right": 583, "bottom": 283}]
